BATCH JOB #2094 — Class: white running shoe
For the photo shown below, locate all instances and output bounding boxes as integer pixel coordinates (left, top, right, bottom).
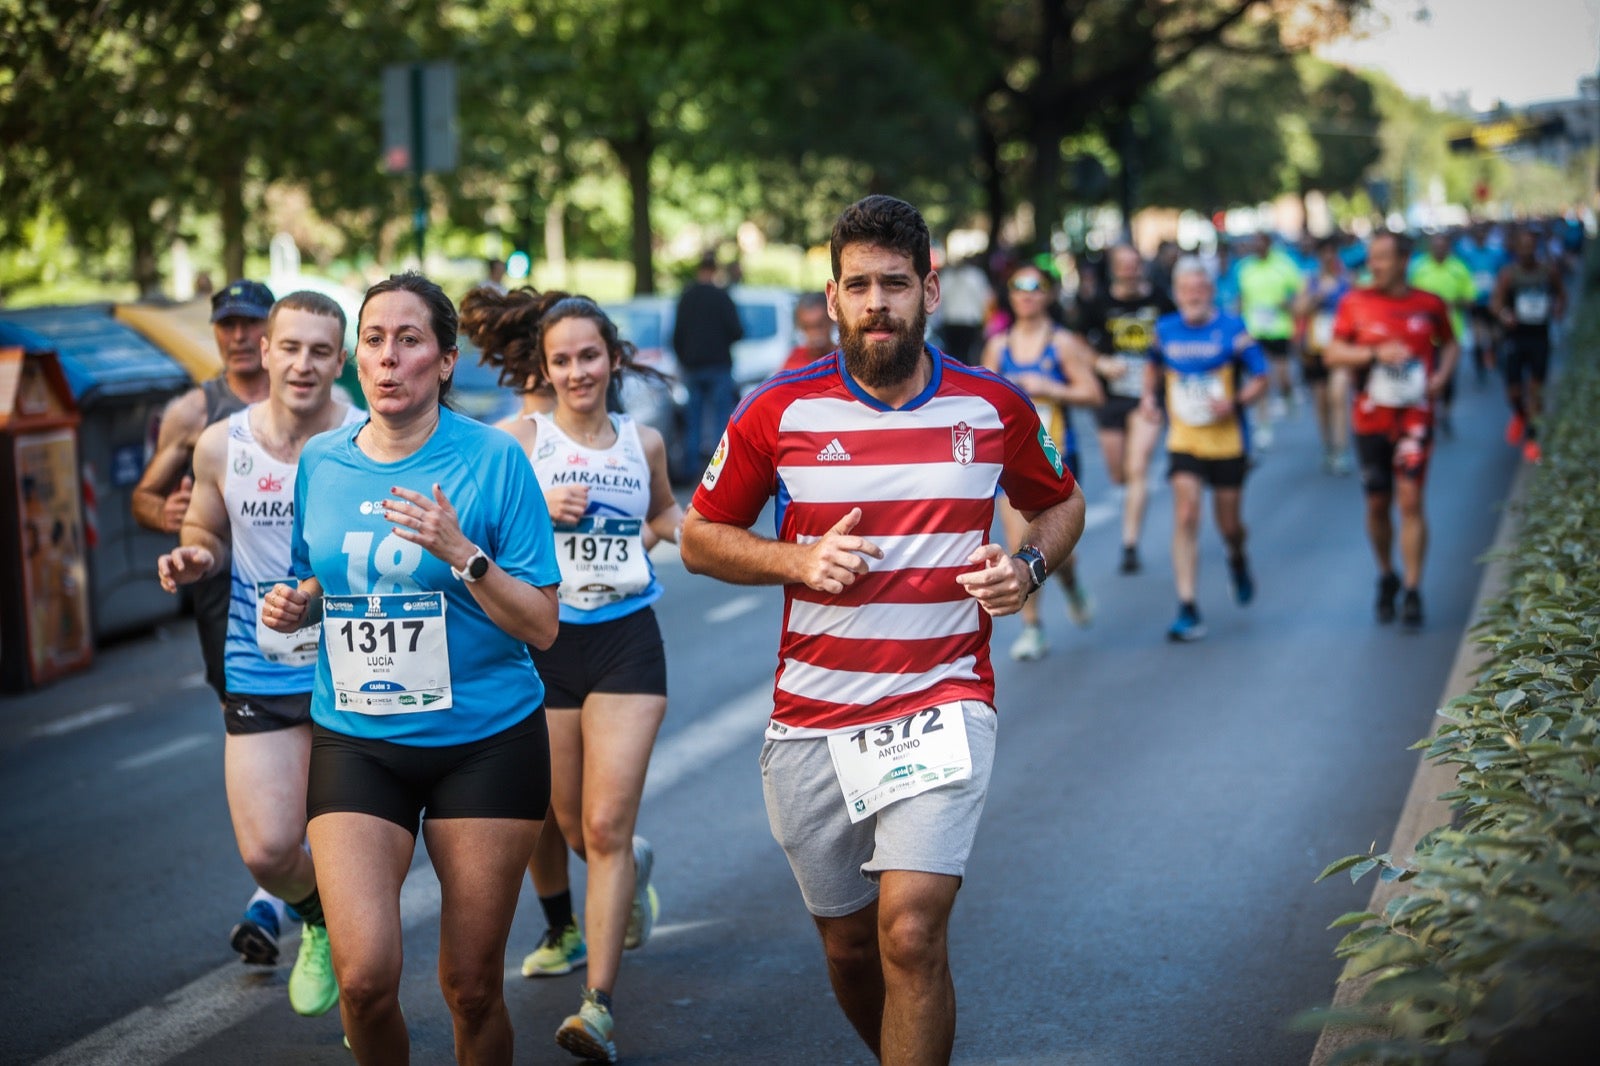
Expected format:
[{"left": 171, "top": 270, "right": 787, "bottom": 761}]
[
  {"left": 623, "top": 837, "right": 657, "bottom": 950},
  {"left": 1009, "top": 624, "right": 1047, "bottom": 661}
]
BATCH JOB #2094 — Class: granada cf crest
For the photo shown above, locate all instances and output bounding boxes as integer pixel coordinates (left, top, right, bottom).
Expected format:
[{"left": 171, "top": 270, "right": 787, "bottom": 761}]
[{"left": 951, "top": 421, "right": 973, "bottom": 466}]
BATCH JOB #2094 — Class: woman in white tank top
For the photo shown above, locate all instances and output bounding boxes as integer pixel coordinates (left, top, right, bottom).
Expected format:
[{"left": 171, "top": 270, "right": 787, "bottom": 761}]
[{"left": 461, "top": 288, "right": 682, "bottom": 1063}]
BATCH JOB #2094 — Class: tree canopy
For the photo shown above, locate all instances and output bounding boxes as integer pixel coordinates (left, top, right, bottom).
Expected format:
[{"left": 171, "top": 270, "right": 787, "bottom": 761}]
[{"left": 13, "top": 0, "right": 1565, "bottom": 300}]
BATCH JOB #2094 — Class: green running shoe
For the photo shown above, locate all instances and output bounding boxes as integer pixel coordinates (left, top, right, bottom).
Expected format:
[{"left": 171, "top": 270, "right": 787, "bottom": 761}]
[
  {"left": 288, "top": 922, "right": 339, "bottom": 1017},
  {"left": 623, "top": 837, "right": 657, "bottom": 950},
  {"left": 522, "top": 920, "right": 588, "bottom": 977},
  {"left": 556, "top": 988, "right": 617, "bottom": 1063}
]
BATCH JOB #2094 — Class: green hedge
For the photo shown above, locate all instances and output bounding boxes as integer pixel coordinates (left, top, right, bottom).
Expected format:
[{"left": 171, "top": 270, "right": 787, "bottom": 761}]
[{"left": 1308, "top": 275, "right": 1600, "bottom": 1064}]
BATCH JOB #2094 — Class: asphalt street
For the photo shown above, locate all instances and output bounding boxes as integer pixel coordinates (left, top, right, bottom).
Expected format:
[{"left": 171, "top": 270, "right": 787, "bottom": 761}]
[{"left": 1, "top": 368, "right": 1521, "bottom": 1066}]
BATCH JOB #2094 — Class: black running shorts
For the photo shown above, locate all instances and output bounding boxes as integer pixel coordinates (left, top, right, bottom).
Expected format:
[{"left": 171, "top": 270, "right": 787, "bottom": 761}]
[
  {"left": 1502, "top": 333, "right": 1550, "bottom": 386},
  {"left": 1093, "top": 394, "right": 1142, "bottom": 432},
  {"left": 1167, "top": 451, "right": 1248, "bottom": 489},
  {"left": 1355, "top": 428, "right": 1431, "bottom": 496},
  {"left": 531, "top": 606, "right": 668, "bottom": 709},
  {"left": 306, "top": 710, "right": 550, "bottom": 836},
  {"left": 1258, "top": 337, "right": 1292, "bottom": 360},
  {"left": 223, "top": 690, "right": 312, "bottom": 735}
]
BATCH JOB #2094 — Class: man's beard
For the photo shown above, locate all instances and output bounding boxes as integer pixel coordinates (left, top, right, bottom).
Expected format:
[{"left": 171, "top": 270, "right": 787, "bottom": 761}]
[{"left": 839, "top": 306, "right": 926, "bottom": 389}]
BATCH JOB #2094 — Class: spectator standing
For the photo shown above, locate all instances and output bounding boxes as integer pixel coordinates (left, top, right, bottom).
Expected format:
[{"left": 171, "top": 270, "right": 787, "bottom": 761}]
[
  {"left": 938, "top": 256, "right": 992, "bottom": 366},
  {"left": 672, "top": 253, "right": 744, "bottom": 468}
]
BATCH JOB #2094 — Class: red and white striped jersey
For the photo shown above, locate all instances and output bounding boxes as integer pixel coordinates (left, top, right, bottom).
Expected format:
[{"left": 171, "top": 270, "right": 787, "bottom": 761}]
[{"left": 691, "top": 350, "right": 1078, "bottom": 735}]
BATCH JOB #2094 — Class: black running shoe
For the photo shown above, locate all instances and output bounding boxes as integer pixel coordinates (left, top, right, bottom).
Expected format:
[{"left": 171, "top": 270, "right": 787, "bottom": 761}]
[
  {"left": 1375, "top": 573, "right": 1401, "bottom": 624},
  {"left": 1401, "top": 589, "right": 1423, "bottom": 629},
  {"left": 1119, "top": 545, "right": 1141, "bottom": 575},
  {"left": 1228, "top": 555, "right": 1255, "bottom": 606}
]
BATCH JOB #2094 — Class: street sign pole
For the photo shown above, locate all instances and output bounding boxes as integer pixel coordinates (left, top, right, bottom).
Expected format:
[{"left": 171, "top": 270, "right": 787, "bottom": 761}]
[
  {"left": 410, "top": 64, "right": 427, "bottom": 264},
  {"left": 384, "top": 62, "right": 456, "bottom": 268}
]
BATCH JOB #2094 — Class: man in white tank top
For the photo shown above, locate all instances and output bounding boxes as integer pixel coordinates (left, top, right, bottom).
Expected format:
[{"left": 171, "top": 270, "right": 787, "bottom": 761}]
[{"left": 156, "top": 293, "right": 360, "bottom": 1018}]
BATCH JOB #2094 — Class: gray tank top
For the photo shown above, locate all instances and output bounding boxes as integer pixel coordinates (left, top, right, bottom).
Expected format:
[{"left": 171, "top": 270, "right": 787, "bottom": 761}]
[{"left": 201, "top": 376, "right": 247, "bottom": 426}]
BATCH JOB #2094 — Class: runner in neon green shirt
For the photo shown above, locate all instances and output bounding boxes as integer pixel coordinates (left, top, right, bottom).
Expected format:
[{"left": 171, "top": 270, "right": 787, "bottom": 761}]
[
  {"left": 1236, "top": 233, "right": 1304, "bottom": 447},
  {"left": 1407, "top": 232, "right": 1476, "bottom": 436}
]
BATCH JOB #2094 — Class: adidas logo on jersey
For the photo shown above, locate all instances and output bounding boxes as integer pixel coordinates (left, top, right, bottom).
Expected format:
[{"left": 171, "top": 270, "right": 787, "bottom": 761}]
[{"left": 816, "top": 438, "right": 852, "bottom": 462}]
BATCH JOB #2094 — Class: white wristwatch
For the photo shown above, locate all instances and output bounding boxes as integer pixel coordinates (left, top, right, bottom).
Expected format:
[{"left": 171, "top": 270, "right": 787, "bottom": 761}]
[{"left": 451, "top": 545, "right": 490, "bottom": 583}]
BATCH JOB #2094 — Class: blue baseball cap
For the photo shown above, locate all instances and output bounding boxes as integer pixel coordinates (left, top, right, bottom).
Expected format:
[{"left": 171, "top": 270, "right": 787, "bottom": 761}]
[{"left": 210, "top": 279, "right": 275, "bottom": 322}]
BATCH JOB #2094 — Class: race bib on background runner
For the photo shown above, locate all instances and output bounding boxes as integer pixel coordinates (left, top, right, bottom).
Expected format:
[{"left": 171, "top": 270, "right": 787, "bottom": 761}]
[
  {"left": 1248, "top": 307, "right": 1280, "bottom": 336},
  {"left": 1106, "top": 355, "right": 1146, "bottom": 399},
  {"left": 1367, "top": 359, "right": 1428, "bottom": 408},
  {"left": 827, "top": 704, "right": 971, "bottom": 823},
  {"left": 554, "top": 516, "right": 649, "bottom": 610},
  {"left": 324, "top": 592, "right": 452, "bottom": 713},
  {"left": 1514, "top": 290, "right": 1550, "bottom": 325},
  {"left": 254, "top": 579, "right": 320, "bottom": 666},
  {"left": 1310, "top": 314, "right": 1334, "bottom": 352},
  {"left": 1170, "top": 372, "right": 1227, "bottom": 427}
]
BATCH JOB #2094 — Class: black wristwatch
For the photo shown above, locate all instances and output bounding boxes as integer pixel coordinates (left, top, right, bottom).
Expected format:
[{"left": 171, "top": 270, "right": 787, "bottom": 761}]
[
  {"left": 452, "top": 545, "right": 490, "bottom": 584},
  {"left": 1013, "top": 544, "right": 1047, "bottom": 595}
]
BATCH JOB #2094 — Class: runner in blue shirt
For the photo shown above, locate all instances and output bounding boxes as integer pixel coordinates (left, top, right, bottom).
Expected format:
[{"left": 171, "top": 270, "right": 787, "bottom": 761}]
[
  {"left": 1456, "top": 222, "right": 1507, "bottom": 384},
  {"left": 265, "top": 273, "right": 561, "bottom": 1064},
  {"left": 1143, "top": 258, "right": 1269, "bottom": 642}
]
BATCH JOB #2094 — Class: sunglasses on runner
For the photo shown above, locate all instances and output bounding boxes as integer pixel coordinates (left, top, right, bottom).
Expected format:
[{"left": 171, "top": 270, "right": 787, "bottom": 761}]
[{"left": 1009, "top": 276, "right": 1045, "bottom": 293}]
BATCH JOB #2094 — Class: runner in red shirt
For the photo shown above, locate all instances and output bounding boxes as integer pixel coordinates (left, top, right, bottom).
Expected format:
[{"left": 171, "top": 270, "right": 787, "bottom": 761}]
[
  {"left": 681, "top": 195, "right": 1084, "bottom": 1065},
  {"left": 1325, "top": 231, "right": 1458, "bottom": 628}
]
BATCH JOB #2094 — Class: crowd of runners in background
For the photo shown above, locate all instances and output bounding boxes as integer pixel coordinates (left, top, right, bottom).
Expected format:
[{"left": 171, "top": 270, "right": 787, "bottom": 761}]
[{"left": 932, "top": 214, "right": 1581, "bottom": 653}]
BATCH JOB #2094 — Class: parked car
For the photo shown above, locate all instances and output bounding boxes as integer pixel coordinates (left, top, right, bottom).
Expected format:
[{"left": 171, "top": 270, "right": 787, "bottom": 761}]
[
  {"left": 448, "top": 339, "right": 524, "bottom": 424},
  {"left": 603, "top": 288, "right": 802, "bottom": 390},
  {"left": 602, "top": 298, "right": 689, "bottom": 481},
  {"left": 727, "top": 285, "right": 799, "bottom": 389}
]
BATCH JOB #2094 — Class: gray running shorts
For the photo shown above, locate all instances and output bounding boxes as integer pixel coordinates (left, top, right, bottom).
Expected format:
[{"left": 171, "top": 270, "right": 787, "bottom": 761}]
[{"left": 759, "top": 700, "right": 997, "bottom": 918}]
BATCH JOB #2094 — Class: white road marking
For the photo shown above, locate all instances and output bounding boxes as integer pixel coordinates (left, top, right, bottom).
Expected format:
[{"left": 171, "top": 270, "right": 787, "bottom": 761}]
[
  {"left": 1081, "top": 500, "right": 1116, "bottom": 532},
  {"left": 115, "top": 734, "right": 210, "bottom": 771},
  {"left": 39, "top": 865, "right": 444, "bottom": 1066},
  {"left": 30, "top": 702, "right": 135, "bottom": 739},
  {"left": 644, "top": 683, "right": 771, "bottom": 801},
  {"left": 41, "top": 684, "right": 770, "bottom": 1064},
  {"left": 705, "top": 593, "right": 763, "bottom": 624}
]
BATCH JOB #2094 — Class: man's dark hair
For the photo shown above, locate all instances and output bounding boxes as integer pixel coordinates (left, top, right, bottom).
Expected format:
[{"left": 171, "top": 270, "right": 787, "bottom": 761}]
[{"left": 829, "top": 195, "right": 932, "bottom": 280}]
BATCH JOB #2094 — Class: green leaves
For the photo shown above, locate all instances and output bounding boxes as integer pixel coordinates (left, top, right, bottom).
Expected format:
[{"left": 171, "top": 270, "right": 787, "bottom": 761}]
[{"left": 1306, "top": 258, "right": 1600, "bottom": 1063}]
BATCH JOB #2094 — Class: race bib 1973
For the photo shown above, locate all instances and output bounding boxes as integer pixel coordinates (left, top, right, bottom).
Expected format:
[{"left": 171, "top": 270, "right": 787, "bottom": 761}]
[{"left": 554, "top": 516, "right": 650, "bottom": 611}]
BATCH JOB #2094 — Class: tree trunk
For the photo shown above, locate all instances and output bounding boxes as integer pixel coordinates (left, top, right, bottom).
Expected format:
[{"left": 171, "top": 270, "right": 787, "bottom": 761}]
[
  {"left": 1030, "top": 117, "right": 1065, "bottom": 251},
  {"left": 1114, "top": 115, "right": 1139, "bottom": 243},
  {"left": 979, "top": 118, "right": 1005, "bottom": 256},
  {"left": 610, "top": 120, "right": 656, "bottom": 297},
  {"left": 129, "top": 207, "right": 161, "bottom": 298},
  {"left": 219, "top": 163, "right": 245, "bottom": 282}
]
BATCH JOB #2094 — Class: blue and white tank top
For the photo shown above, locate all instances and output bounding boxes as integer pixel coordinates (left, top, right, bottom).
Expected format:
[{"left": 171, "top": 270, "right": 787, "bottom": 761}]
[
  {"left": 528, "top": 412, "right": 662, "bottom": 624},
  {"left": 224, "top": 403, "right": 361, "bottom": 695},
  {"left": 998, "top": 337, "right": 1077, "bottom": 456}
]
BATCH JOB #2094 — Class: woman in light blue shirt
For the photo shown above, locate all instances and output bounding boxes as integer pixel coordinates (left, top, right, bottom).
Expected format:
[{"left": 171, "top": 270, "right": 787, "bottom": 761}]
[{"left": 265, "top": 273, "right": 560, "bottom": 1065}]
